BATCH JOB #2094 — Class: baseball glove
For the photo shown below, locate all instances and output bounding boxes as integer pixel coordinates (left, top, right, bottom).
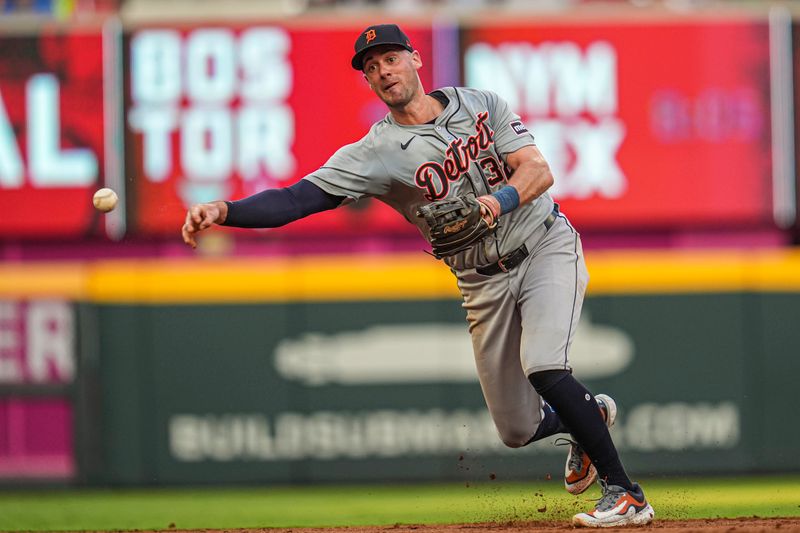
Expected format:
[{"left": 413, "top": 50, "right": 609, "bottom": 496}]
[{"left": 416, "top": 195, "right": 497, "bottom": 259}]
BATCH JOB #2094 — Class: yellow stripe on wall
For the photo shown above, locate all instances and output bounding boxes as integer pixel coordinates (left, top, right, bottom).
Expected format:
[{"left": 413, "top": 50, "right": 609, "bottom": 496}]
[
  {"left": 2, "top": 249, "right": 800, "bottom": 302},
  {"left": 0, "top": 263, "right": 88, "bottom": 299},
  {"left": 85, "top": 255, "right": 458, "bottom": 303},
  {"left": 586, "top": 249, "right": 800, "bottom": 294}
]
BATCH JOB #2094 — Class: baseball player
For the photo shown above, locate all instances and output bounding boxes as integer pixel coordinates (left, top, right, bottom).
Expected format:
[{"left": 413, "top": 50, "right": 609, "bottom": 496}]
[{"left": 182, "top": 24, "right": 654, "bottom": 528}]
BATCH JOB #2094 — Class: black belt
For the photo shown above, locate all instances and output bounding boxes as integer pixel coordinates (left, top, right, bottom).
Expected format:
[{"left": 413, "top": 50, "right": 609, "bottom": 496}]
[{"left": 475, "top": 204, "right": 560, "bottom": 276}]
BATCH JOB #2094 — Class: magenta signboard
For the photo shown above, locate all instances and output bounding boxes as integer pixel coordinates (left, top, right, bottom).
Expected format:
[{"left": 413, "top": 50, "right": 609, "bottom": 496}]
[
  {"left": 0, "top": 300, "right": 75, "bottom": 479},
  {"left": 0, "top": 398, "right": 74, "bottom": 478}
]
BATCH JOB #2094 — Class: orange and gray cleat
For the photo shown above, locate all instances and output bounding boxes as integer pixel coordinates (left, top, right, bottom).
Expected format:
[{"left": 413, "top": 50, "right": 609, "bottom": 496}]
[
  {"left": 557, "top": 393, "right": 617, "bottom": 495},
  {"left": 572, "top": 481, "right": 654, "bottom": 528}
]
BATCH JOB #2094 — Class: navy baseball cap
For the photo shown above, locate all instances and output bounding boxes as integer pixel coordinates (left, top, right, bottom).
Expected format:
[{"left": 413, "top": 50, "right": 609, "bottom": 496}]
[{"left": 351, "top": 24, "right": 414, "bottom": 71}]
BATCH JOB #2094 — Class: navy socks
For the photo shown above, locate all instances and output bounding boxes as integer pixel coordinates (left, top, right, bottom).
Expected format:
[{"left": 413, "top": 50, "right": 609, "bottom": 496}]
[
  {"left": 529, "top": 402, "right": 568, "bottom": 442},
  {"left": 528, "top": 369, "right": 634, "bottom": 491}
]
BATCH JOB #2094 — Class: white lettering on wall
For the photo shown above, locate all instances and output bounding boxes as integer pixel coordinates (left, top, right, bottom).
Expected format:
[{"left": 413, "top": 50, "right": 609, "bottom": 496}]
[
  {"left": 186, "top": 30, "right": 236, "bottom": 104},
  {"left": 0, "top": 301, "right": 75, "bottom": 384},
  {"left": 0, "top": 76, "right": 98, "bottom": 189},
  {"left": 465, "top": 41, "right": 617, "bottom": 119},
  {"left": 0, "top": 302, "right": 21, "bottom": 382},
  {"left": 616, "top": 402, "right": 740, "bottom": 451},
  {"left": 28, "top": 75, "right": 98, "bottom": 186},
  {"left": 239, "top": 28, "right": 291, "bottom": 102},
  {"left": 168, "top": 402, "right": 740, "bottom": 462},
  {"left": 464, "top": 40, "right": 625, "bottom": 199},
  {"left": 238, "top": 104, "right": 294, "bottom": 179},
  {"left": 127, "top": 107, "right": 179, "bottom": 182},
  {"left": 181, "top": 107, "right": 233, "bottom": 180},
  {"left": 25, "top": 301, "right": 75, "bottom": 382},
  {"left": 131, "top": 30, "right": 182, "bottom": 105},
  {"left": 169, "top": 410, "right": 507, "bottom": 462},
  {"left": 129, "top": 27, "right": 295, "bottom": 202}
]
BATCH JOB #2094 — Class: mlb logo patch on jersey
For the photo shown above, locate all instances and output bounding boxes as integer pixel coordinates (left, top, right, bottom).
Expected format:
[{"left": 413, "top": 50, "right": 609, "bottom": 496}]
[{"left": 510, "top": 121, "right": 529, "bottom": 135}]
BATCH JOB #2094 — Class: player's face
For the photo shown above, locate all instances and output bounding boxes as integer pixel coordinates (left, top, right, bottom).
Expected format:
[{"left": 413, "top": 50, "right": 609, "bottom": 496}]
[{"left": 362, "top": 46, "right": 423, "bottom": 108}]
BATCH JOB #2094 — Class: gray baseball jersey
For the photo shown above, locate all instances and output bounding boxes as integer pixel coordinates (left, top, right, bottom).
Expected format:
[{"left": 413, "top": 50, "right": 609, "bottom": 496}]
[
  {"left": 306, "top": 86, "right": 587, "bottom": 447},
  {"left": 304, "top": 87, "right": 556, "bottom": 271}
]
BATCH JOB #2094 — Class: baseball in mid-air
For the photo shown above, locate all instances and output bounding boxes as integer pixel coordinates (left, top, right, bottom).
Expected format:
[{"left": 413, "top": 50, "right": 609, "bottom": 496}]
[{"left": 93, "top": 188, "right": 118, "bottom": 213}]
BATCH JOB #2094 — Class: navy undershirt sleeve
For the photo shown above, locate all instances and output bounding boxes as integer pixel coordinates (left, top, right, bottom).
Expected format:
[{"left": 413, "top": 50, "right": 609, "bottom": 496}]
[{"left": 221, "top": 179, "right": 345, "bottom": 228}]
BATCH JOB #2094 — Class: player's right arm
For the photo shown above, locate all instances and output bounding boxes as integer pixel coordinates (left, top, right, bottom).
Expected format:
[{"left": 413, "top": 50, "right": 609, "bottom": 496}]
[
  {"left": 181, "top": 180, "right": 344, "bottom": 249},
  {"left": 181, "top": 135, "right": 388, "bottom": 248}
]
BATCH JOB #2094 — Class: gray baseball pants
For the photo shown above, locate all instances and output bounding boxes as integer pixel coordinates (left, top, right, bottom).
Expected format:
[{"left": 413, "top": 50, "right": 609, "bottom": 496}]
[{"left": 455, "top": 214, "right": 590, "bottom": 447}]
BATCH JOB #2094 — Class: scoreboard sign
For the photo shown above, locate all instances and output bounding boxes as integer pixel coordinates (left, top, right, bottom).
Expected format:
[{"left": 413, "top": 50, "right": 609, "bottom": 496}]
[
  {"left": 463, "top": 20, "right": 774, "bottom": 229},
  {"left": 0, "top": 20, "right": 778, "bottom": 238},
  {"left": 125, "top": 24, "right": 433, "bottom": 236},
  {"left": 0, "top": 30, "right": 109, "bottom": 238}
]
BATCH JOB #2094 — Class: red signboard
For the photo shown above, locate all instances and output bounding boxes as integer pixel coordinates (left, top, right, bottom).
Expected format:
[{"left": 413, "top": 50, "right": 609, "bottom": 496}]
[
  {"left": 127, "top": 20, "right": 773, "bottom": 237},
  {"left": 126, "top": 24, "right": 433, "bottom": 236},
  {"left": 462, "top": 20, "right": 773, "bottom": 229},
  {"left": 0, "top": 20, "right": 779, "bottom": 239},
  {"left": 0, "top": 30, "right": 108, "bottom": 238}
]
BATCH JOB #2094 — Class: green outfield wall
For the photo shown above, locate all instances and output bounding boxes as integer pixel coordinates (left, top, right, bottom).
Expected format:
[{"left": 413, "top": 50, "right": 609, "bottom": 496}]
[{"left": 2, "top": 250, "right": 800, "bottom": 485}]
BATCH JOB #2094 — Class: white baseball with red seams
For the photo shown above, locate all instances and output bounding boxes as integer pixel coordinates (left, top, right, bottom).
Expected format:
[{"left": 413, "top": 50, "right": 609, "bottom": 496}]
[{"left": 92, "top": 188, "right": 118, "bottom": 213}]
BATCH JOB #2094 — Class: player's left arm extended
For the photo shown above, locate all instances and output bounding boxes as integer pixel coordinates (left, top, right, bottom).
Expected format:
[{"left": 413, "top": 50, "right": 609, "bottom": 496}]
[{"left": 477, "top": 145, "right": 554, "bottom": 222}]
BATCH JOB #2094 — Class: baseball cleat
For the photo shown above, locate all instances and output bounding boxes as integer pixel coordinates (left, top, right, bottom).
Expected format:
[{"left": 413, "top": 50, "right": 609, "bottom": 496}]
[
  {"left": 572, "top": 481, "right": 654, "bottom": 528},
  {"left": 558, "top": 393, "right": 617, "bottom": 495}
]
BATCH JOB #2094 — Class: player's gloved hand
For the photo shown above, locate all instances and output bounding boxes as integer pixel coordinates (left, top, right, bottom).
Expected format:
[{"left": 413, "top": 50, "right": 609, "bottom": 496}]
[
  {"left": 181, "top": 201, "right": 228, "bottom": 249},
  {"left": 416, "top": 195, "right": 498, "bottom": 259}
]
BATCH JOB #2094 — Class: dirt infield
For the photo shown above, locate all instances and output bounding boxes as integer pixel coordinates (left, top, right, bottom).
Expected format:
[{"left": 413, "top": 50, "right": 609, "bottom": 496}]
[{"left": 160, "top": 518, "right": 800, "bottom": 533}]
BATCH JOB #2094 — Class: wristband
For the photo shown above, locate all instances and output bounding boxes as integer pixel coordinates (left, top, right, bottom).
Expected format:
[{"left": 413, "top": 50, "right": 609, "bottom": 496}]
[{"left": 491, "top": 186, "right": 520, "bottom": 215}]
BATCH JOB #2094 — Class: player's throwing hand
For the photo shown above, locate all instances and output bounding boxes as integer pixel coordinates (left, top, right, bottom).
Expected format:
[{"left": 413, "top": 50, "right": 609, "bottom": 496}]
[{"left": 181, "top": 201, "right": 228, "bottom": 249}]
